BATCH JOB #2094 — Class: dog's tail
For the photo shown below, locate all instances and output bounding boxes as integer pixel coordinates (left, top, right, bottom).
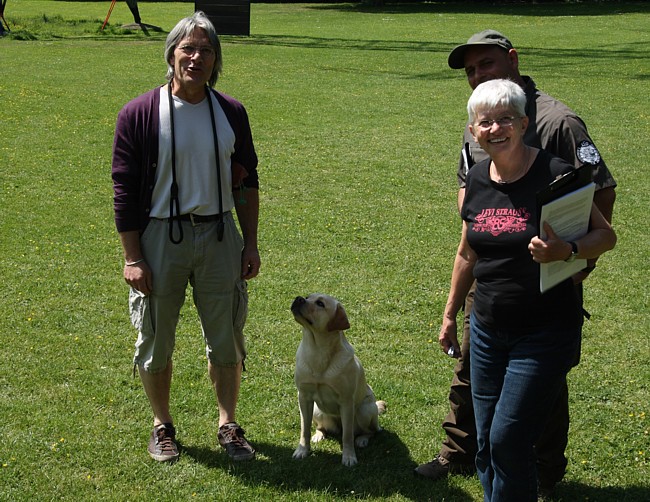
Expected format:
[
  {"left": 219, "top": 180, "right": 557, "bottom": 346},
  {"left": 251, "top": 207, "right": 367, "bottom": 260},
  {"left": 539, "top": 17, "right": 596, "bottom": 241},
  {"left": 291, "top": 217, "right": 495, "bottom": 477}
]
[{"left": 376, "top": 400, "right": 387, "bottom": 415}]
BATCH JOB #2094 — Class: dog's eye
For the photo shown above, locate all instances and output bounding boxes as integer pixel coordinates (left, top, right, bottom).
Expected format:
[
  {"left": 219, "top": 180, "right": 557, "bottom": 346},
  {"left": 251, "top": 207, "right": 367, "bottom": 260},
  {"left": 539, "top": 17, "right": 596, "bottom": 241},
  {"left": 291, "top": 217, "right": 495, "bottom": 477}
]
[{"left": 316, "top": 300, "right": 325, "bottom": 308}]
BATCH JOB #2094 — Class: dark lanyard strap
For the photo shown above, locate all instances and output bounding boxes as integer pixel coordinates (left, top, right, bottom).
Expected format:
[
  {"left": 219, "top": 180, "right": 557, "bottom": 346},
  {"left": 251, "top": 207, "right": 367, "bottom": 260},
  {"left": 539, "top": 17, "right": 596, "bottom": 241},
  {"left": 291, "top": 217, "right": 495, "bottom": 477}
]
[
  {"left": 205, "top": 86, "right": 225, "bottom": 242},
  {"left": 167, "top": 84, "right": 224, "bottom": 244},
  {"left": 167, "top": 83, "right": 183, "bottom": 244}
]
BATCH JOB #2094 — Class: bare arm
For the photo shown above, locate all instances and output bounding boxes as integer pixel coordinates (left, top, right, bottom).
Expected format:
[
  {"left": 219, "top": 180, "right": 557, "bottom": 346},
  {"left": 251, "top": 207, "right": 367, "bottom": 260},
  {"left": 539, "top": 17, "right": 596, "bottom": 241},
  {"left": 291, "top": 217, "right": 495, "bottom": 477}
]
[
  {"left": 234, "top": 188, "right": 261, "bottom": 280},
  {"left": 118, "top": 230, "right": 152, "bottom": 295},
  {"left": 457, "top": 187, "right": 466, "bottom": 214},
  {"left": 593, "top": 186, "right": 615, "bottom": 224},
  {"left": 568, "top": 185, "right": 617, "bottom": 282},
  {"left": 528, "top": 202, "right": 616, "bottom": 264},
  {"left": 439, "top": 221, "right": 477, "bottom": 356}
]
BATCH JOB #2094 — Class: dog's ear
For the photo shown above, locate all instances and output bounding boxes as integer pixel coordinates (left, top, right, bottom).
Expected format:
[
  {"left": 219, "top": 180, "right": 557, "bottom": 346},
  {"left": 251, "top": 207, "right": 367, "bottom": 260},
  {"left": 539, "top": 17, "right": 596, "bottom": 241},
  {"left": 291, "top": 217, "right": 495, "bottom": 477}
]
[{"left": 327, "top": 304, "right": 350, "bottom": 332}]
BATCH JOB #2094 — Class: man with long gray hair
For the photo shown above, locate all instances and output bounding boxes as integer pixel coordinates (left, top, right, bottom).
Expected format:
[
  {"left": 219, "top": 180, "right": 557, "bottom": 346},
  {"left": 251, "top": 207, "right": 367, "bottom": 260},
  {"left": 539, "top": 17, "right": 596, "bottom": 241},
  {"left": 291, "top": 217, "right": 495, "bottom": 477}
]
[{"left": 112, "top": 11, "right": 260, "bottom": 463}]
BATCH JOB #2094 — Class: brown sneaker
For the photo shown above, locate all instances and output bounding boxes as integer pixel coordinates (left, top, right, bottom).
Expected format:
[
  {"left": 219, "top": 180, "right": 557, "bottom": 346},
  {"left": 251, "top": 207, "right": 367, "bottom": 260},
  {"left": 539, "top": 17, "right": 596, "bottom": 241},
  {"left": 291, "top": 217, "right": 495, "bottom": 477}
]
[
  {"left": 148, "top": 423, "right": 180, "bottom": 462},
  {"left": 414, "top": 454, "right": 475, "bottom": 480},
  {"left": 218, "top": 422, "right": 255, "bottom": 461}
]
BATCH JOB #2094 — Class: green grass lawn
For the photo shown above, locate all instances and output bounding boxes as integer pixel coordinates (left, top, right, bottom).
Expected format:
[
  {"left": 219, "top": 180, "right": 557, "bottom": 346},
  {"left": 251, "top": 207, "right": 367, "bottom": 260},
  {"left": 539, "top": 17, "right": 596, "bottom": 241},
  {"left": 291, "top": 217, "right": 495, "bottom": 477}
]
[{"left": 0, "top": 1, "right": 648, "bottom": 500}]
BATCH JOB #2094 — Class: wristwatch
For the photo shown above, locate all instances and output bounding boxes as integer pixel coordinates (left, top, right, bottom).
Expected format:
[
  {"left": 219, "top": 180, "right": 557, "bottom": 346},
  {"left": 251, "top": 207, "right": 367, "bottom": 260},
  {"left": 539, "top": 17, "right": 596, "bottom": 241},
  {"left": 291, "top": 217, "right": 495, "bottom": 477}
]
[{"left": 565, "top": 241, "right": 578, "bottom": 262}]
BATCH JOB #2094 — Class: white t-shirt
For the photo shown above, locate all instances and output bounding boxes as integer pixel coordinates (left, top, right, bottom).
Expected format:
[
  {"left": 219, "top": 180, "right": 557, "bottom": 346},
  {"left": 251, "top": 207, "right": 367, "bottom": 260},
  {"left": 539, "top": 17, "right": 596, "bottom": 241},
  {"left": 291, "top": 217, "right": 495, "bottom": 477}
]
[{"left": 150, "top": 87, "right": 236, "bottom": 218}]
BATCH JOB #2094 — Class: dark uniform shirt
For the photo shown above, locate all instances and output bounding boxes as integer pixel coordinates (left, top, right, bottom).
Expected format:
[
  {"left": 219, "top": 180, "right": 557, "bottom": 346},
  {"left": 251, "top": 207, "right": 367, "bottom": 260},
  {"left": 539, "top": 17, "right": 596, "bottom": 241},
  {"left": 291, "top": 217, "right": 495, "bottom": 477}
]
[{"left": 457, "top": 76, "right": 617, "bottom": 191}]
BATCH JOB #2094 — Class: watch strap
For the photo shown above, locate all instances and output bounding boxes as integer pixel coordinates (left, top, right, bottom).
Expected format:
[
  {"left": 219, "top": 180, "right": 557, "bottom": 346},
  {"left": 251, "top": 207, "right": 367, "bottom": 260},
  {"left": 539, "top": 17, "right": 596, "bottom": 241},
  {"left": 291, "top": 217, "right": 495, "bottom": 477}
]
[{"left": 565, "top": 241, "right": 578, "bottom": 262}]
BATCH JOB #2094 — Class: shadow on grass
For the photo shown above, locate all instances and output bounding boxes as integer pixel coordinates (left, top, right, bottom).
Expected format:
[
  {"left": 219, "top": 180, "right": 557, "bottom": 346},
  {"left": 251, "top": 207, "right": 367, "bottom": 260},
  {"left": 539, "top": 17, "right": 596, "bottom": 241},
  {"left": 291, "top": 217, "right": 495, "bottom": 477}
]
[
  {"left": 230, "top": 33, "right": 649, "bottom": 61},
  {"left": 183, "top": 429, "right": 477, "bottom": 501},
  {"left": 231, "top": 33, "right": 451, "bottom": 53},
  {"left": 553, "top": 481, "right": 650, "bottom": 502},
  {"left": 228, "top": 33, "right": 649, "bottom": 83},
  {"left": 3, "top": 15, "right": 166, "bottom": 41},
  {"left": 307, "top": 1, "right": 650, "bottom": 17},
  {"left": 181, "top": 429, "right": 650, "bottom": 501}
]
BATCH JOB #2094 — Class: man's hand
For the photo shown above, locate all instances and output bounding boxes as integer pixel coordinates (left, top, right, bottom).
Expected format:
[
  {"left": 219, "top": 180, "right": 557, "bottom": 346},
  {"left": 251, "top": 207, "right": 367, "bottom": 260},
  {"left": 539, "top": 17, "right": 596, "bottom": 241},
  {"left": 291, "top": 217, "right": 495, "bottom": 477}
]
[
  {"left": 124, "top": 261, "right": 153, "bottom": 295},
  {"left": 241, "top": 244, "right": 260, "bottom": 280}
]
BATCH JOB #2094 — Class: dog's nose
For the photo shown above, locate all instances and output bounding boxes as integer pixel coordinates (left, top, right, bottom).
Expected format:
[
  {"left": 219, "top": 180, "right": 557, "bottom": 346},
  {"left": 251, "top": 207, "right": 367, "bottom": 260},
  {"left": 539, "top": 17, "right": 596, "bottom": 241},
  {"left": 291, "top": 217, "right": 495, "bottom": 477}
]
[{"left": 291, "top": 296, "right": 306, "bottom": 311}]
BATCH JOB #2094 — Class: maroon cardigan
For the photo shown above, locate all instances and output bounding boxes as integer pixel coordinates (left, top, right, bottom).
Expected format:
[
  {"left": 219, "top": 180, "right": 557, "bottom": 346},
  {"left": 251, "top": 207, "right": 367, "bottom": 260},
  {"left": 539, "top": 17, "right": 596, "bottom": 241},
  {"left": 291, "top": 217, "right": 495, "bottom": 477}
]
[{"left": 111, "top": 86, "right": 258, "bottom": 233}]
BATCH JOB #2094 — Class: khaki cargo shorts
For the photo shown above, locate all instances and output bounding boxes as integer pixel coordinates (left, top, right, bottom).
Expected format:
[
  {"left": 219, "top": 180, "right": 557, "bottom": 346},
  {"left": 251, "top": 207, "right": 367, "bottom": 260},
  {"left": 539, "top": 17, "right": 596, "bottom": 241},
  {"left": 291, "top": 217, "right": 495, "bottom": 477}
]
[{"left": 129, "top": 214, "right": 248, "bottom": 373}]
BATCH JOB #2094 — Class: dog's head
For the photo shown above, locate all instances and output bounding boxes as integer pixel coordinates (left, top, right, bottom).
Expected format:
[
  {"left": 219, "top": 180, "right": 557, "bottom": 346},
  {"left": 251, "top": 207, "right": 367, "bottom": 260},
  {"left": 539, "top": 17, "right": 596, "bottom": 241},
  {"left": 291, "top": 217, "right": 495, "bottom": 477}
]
[{"left": 291, "top": 293, "right": 350, "bottom": 333}]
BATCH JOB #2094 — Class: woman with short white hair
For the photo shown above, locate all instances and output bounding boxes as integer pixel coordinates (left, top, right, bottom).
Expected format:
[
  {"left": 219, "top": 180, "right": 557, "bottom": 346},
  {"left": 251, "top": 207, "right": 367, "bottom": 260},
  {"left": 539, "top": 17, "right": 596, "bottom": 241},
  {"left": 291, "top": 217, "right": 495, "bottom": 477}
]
[{"left": 438, "top": 79, "right": 616, "bottom": 501}]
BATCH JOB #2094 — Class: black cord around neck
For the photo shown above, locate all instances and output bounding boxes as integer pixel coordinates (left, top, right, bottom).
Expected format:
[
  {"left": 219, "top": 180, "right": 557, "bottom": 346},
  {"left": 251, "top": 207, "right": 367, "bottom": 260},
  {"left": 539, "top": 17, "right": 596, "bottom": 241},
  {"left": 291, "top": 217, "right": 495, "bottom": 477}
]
[
  {"left": 166, "top": 84, "right": 224, "bottom": 244},
  {"left": 205, "top": 86, "right": 225, "bottom": 242},
  {"left": 167, "top": 83, "right": 183, "bottom": 244}
]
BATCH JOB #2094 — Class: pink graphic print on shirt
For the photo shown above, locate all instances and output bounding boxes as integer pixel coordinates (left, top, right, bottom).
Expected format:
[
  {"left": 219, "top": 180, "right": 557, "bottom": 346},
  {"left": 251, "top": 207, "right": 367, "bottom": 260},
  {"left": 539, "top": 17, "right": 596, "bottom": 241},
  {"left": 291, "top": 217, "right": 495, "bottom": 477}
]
[{"left": 473, "top": 207, "right": 530, "bottom": 236}]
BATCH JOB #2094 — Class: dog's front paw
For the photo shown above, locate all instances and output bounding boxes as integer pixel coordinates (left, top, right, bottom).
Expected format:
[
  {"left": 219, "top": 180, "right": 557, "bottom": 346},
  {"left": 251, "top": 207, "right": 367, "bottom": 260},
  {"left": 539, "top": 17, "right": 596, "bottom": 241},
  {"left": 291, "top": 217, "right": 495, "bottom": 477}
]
[
  {"left": 311, "top": 430, "right": 325, "bottom": 443},
  {"left": 341, "top": 452, "right": 358, "bottom": 467},
  {"left": 292, "top": 445, "right": 310, "bottom": 460},
  {"left": 355, "top": 434, "right": 370, "bottom": 448}
]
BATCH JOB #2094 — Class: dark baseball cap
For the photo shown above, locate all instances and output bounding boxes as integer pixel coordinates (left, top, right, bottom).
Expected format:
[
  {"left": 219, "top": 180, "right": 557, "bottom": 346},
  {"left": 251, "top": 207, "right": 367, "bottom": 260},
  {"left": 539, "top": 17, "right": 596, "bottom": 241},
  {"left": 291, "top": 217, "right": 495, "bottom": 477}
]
[{"left": 448, "top": 30, "right": 514, "bottom": 69}]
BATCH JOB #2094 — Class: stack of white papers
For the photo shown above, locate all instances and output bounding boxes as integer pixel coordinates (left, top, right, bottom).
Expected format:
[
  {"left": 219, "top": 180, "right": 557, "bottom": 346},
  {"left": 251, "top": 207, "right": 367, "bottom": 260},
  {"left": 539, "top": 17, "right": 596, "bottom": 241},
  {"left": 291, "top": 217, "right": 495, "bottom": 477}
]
[{"left": 539, "top": 183, "right": 595, "bottom": 293}]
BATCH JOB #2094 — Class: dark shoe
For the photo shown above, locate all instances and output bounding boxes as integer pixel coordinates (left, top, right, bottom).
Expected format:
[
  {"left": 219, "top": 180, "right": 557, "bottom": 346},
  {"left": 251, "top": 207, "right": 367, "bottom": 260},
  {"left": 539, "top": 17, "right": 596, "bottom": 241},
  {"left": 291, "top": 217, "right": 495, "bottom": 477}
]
[
  {"left": 538, "top": 481, "right": 557, "bottom": 501},
  {"left": 218, "top": 422, "right": 255, "bottom": 461},
  {"left": 148, "top": 423, "right": 180, "bottom": 462},
  {"left": 414, "top": 454, "right": 475, "bottom": 480}
]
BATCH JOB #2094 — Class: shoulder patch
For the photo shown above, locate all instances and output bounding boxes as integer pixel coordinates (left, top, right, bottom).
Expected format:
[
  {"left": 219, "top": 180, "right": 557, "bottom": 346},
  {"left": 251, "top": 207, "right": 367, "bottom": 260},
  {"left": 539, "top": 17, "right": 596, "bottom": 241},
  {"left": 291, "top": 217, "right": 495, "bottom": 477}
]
[{"left": 576, "top": 141, "right": 601, "bottom": 165}]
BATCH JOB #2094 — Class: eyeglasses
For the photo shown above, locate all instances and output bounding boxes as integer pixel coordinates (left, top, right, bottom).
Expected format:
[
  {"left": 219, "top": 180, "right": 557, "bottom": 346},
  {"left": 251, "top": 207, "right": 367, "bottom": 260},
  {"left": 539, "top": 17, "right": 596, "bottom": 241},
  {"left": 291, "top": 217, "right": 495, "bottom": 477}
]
[
  {"left": 177, "top": 44, "right": 216, "bottom": 58},
  {"left": 475, "top": 116, "right": 519, "bottom": 130}
]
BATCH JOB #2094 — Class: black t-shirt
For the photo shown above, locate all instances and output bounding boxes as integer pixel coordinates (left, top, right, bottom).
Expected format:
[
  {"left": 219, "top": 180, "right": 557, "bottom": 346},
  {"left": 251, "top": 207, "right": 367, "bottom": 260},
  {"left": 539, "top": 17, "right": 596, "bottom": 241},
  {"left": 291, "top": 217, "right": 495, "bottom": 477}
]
[{"left": 461, "top": 150, "right": 583, "bottom": 331}]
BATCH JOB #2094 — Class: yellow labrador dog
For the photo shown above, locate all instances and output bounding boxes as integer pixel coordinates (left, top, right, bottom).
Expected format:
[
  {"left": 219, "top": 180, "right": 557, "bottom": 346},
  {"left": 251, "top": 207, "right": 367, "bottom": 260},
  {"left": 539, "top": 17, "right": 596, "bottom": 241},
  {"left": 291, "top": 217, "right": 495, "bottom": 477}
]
[{"left": 291, "top": 293, "right": 386, "bottom": 466}]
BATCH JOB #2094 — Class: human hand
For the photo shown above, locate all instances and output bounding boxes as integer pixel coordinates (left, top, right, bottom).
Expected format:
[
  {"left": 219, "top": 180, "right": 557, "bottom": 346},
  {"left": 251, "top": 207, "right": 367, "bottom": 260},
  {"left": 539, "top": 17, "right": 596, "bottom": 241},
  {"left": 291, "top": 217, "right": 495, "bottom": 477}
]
[
  {"left": 439, "top": 317, "right": 460, "bottom": 358},
  {"left": 124, "top": 261, "right": 153, "bottom": 295},
  {"left": 528, "top": 222, "right": 571, "bottom": 263},
  {"left": 241, "top": 244, "right": 261, "bottom": 280}
]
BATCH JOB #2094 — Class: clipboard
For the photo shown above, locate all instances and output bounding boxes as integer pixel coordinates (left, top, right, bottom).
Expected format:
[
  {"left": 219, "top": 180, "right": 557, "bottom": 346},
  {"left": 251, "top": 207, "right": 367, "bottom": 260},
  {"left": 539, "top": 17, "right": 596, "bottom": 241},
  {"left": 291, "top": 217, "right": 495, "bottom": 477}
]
[
  {"left": 536, "top": 164, "right": 595, "bottom": 293},
  {"left": 536, "top": 164, "right": 593, "bottom": 216}
]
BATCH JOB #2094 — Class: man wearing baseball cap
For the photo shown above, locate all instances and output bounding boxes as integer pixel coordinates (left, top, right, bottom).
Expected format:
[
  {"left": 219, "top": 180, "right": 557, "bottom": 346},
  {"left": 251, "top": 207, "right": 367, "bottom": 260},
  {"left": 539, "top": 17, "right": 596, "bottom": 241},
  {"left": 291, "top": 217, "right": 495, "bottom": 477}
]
[{"left": 415, "top": 30, "right": 617, "bottom": 498}]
